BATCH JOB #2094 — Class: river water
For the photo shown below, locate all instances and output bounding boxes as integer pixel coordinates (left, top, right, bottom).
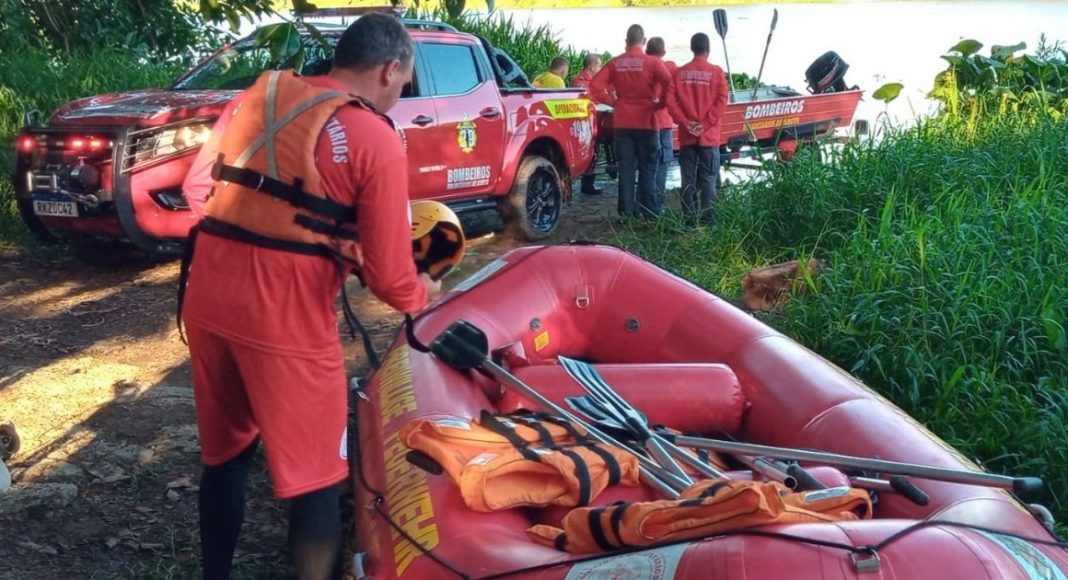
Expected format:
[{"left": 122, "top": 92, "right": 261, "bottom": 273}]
[{"left": 499, "top": 0, "right": 1068, "bottom": 128}]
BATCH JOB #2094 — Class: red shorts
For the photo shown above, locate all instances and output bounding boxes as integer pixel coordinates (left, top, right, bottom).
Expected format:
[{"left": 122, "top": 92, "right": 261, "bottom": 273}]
[{"left": 186, "top": 323, "right": 348, "bottom": 498}]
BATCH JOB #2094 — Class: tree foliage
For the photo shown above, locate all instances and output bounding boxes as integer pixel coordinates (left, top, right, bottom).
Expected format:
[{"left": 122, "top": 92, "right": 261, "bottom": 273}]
[{"left": 0, "top": 0, "right": 251, "bottom": 60}]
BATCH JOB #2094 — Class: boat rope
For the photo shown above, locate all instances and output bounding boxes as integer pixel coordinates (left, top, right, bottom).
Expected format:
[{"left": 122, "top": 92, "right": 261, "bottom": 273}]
[
  {"left": 348, "top": 378, "right": 472, "bottom": 580},
  {"left": 475, "top": 520, "right": 1068, "bottom": 580}
]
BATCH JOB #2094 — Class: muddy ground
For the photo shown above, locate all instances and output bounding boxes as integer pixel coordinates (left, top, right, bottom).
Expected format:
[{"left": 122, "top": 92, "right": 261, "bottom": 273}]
[{"left": 0, "top": 184, "right": 627, "bottom": 580}]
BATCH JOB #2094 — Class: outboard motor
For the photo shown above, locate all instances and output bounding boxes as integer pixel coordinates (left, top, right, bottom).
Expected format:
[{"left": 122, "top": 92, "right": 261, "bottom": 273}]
[{"left": 805, "top": 51, "right": 853, "bottom": 94}]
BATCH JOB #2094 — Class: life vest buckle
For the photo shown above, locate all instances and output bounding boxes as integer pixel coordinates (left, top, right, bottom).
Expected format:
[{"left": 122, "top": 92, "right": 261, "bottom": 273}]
[
  {"left": 349, "top": 377, "right": 370, "bottom": 401},
  {"left": 850, "top": 547, "right": 880, "bottom": 573}
]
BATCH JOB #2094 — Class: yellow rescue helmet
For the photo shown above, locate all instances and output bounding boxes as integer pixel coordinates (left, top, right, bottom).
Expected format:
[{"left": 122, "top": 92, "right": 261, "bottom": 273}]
[{"left": 411, "top": 200, "right": 465, "bottom": 281}]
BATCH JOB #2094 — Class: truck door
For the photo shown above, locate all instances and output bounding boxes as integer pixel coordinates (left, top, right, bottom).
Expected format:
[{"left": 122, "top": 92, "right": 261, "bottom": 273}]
[
  {"left": 419, "top": 40, "right": 507, "bottom": 200},
  {"left": 387, "top": 45, "right": 440, "bottom": 200}
]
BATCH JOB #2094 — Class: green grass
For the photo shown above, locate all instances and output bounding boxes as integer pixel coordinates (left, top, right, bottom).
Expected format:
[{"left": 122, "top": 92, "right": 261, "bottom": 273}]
[
  {"left": 614, "top": 114, "right": 1068, "bottom": 521},
  {"left": 0, "top": 49, "right": 185, "bottom": 248}
]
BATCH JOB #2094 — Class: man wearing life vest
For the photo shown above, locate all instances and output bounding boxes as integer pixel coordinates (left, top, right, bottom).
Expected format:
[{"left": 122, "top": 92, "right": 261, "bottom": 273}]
[
  {"left": 589, "top": 25, "right": 672, "bottom": 219},
  {"left": 180, "top": 14, "right": 438, "bottom": 580},
  {"left": 667, "top": 33, "right": 729, "bottom": 225},
  {"left": 645, "top": 37, "right": 678, "bottom": 203}
]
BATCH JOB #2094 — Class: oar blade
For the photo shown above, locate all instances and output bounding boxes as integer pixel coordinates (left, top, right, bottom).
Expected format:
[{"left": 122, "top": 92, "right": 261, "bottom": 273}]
[{"left": 713, "top": 9, "right": 728, "bottom": 39}]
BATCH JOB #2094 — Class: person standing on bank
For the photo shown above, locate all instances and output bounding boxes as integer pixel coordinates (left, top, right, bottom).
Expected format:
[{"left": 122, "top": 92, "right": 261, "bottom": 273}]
[
  {"left": 532, "top": 56, "right": 569, "bottom": 89},
  {"left": 645, "top": 37, "right": 677, "bottom": 204},
  {"left": 570, "top": 52, "right": 602, "bottom": 89},
  {"left": 180, "top": 14, "right": 439, "bottom": 580},
  {"left": 667, "top": 32, "right": 728, "bottom": 225},
  {"left": 589, "top": 24, "right": 672, "bottom": 219},
  {"left": 570, "top": 52, "right": 605, "bottom": 196}
]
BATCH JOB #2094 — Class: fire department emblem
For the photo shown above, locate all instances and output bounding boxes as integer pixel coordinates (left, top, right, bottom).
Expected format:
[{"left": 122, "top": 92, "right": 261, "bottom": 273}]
[{"left": 457, "top": 117, "right": 477, "bottom": 154}]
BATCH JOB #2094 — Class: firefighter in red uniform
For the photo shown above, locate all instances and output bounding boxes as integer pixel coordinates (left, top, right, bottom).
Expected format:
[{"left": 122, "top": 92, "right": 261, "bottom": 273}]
[
  {"left": 589, "top": 25, "right": 672, "bottom": 219},
  {"left": 570, "top": 53, "right": 604, "bottom": 196},
  {"left": 645, "top": 37, "right": 677, "bottom": 202},
  {"left": 667, "top": 32, "right": 729, "bottom": 225},
  {"left": 570, "top": 52, "right": 603, "bottom": 89},
  {"left": 180, "top": 14, "right": 438, "bottom": 580}
]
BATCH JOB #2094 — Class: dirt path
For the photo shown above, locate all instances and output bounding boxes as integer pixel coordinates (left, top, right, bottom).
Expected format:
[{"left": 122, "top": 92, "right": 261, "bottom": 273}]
[{"left": 0, "top": 188, "right": 622, "bottom": 579}]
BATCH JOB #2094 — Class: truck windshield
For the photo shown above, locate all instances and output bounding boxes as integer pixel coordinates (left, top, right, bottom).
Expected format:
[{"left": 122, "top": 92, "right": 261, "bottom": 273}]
[{"left": 173, "top": 38, "right": 333, "bottom": 91}]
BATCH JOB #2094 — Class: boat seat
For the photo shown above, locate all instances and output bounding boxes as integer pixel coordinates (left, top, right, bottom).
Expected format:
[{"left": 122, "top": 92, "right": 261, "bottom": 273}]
[{"left": 494, "top": 362, "right": 747, "bottom": 436}]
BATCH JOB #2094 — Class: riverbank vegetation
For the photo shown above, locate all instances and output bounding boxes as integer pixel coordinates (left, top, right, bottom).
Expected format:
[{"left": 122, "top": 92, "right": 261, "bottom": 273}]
[{"left": 614, "top": 38, "right": 1068, "bottom": 521}]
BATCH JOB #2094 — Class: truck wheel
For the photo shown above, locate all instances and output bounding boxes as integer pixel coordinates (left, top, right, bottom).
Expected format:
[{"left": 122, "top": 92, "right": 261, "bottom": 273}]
[{"left": 501, "top": 156, "right": 562, "bottom": 241}]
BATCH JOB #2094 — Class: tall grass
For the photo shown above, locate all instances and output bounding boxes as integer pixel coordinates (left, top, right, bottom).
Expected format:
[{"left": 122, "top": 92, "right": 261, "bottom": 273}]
[
  {"left": 615, "top": 114, "right": 1068, "bottom": 519},
  {"left": 0, "top": 49, "right": 184, "bottom": 246}
]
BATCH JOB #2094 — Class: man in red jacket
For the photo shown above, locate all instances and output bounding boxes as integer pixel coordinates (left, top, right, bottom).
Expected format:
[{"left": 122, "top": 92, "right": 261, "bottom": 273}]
[
  {"left": 181, "top": 14, "right": 438, "bottom": 580},
  {"left": 667, "top": 32, "right": 729, "bottom": 224},
  {"left": 645, "top": 37, "right": 677, "bottom": 201},
  {"left": 589, "top": 24, "right": 672, "bottom": 218}
]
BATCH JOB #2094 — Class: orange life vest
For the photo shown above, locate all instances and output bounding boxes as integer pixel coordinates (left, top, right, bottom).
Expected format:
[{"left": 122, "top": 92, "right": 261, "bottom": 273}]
[
  {"left": 201, "top": 69, "right": 387, "bottom": 267},
  {"left": 528, "top": 478, "right": 873, "bottom": 553},
  {"left": 401, "top": 411, "right": 641, "bottom": 512}
]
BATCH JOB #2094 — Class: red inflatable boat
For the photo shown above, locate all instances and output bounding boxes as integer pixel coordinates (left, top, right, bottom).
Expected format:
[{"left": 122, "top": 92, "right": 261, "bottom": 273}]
[{"left": 352, "top": 244, "right": 1066, "bottom": 579}]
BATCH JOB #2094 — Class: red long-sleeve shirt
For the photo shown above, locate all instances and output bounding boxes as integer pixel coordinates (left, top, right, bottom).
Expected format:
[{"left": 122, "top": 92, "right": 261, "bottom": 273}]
[
  {"left": 182, "top": 75, "right": 427, "bottom": 354},
  {"left": 588, "top": 46, "right": 672, "bottom": 131},
  {"left": 667, "top": 56, "right": 729, "bottom": 147},
  {"left": 654, "top": 60, "right": 678, "bottom": 130},
  {"left": 570, "top": 69, "right": 594, "bottom": 89}
]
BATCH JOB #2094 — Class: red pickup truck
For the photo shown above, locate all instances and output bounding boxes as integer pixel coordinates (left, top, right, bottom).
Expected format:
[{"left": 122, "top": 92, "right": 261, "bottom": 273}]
[{"left": 11, "top": 18, "right": 597, "bottom": 256}]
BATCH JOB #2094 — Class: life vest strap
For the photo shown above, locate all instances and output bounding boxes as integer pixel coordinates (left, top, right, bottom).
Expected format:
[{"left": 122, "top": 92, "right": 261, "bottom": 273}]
[
  {"left": 477, "top": 412, "right": 542, "bottom": 462},
  {"left": 609, "top": 502, "right": 630, "bottom": 548},
  {"left": 293, "top": 214, "right": 359, "bottom": 241},
  {"left": 481, "top": 411, "right": 603, "bottom": 506},
  {"left": 559, "top": 447, "right": 593, "bottom": 506},
  {"left": 529, "top": 412, "right": 623, "bottom": 486},
  {"left": 199, "top": 216, "right": 336, "bottom": 259},
  {"left": 212, "top": 160, "right": 357, "bottom": 223},
  {"left": 176, "top": 223, "right": 200, "bottom": 345},
  {"left": 588, "top": 505, "right": 616, "bottom": 551}
]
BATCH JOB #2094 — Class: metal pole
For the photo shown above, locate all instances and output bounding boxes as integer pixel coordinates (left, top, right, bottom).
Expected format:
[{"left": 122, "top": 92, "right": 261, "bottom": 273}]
[
  {"left": 487, "top": 358, "right": 687, "bottom": 497},
  {"left": 674, "top": 435, "right": 1042, "bottom": 495}
]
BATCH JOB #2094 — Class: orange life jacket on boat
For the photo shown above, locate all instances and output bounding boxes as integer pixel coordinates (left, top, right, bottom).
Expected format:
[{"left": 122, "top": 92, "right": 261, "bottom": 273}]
[
  {"left": 201, "top": 69, "right": 387, "bottom": 267},
  {"left": 528, "top": 478, "right": 873, "bottom": 553},
  {"left": 401, "top": 411, "right": 640, "bottom": 512}
]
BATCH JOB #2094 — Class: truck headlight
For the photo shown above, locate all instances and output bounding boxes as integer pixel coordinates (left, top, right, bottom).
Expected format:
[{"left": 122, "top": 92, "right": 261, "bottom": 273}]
[{"left": 125, "top": 120, "right": 213, "bottom": 171}]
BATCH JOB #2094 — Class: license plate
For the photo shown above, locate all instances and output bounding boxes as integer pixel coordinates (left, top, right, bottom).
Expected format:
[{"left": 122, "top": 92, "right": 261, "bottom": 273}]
[{"left": 33, "top": 199, "right": 79, "bottom": 218}]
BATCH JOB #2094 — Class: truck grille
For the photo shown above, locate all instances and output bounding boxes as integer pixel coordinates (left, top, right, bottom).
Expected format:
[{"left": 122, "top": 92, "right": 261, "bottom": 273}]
[{"left": 19, "top": 129, "right": 117, "bottom": 200}]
